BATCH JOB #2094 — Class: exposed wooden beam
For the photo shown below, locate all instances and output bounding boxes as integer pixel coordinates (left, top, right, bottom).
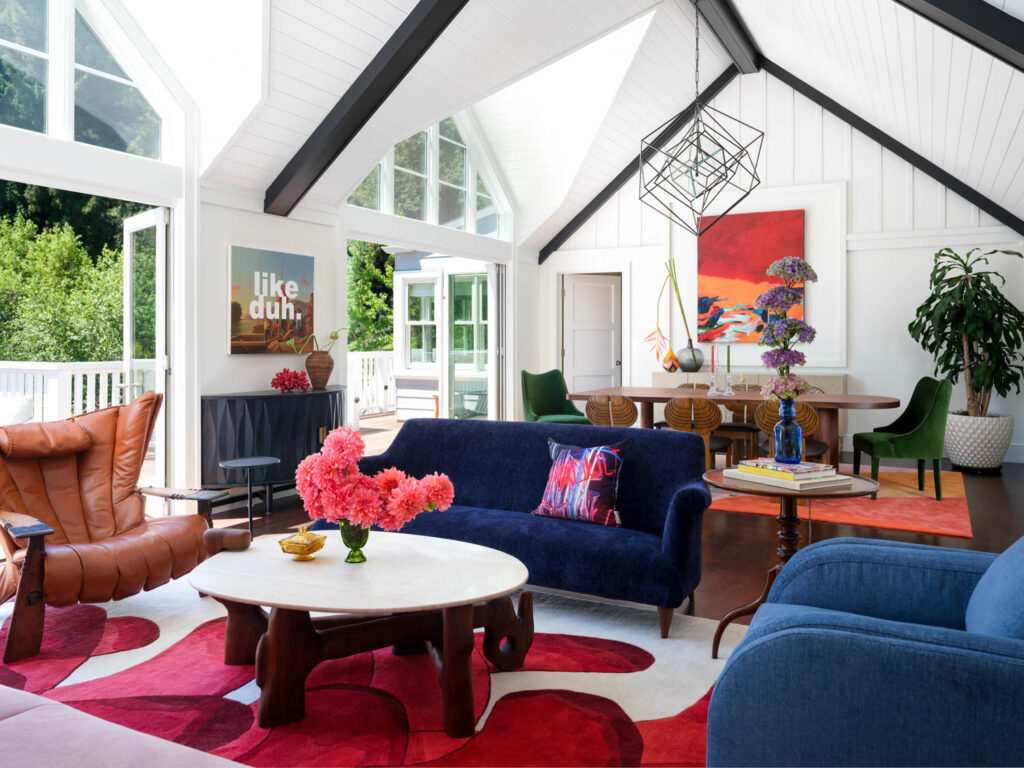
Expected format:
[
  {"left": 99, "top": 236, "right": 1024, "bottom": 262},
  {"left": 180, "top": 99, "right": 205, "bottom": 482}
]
[
  {"left": 538, "top": 65, "right": 739, "bottom": 263},
  {"left": 695, "top": 0, "right": 760, "bottom": 74},
  {"left": 892, "top": 0, "right": 1024, "bottom": 73},
  {"left": 263, "top": 0, "right": 470, "bottom": 216},
  {"left": 762, "top": 59, "right": 1024, "bottom": 238}
]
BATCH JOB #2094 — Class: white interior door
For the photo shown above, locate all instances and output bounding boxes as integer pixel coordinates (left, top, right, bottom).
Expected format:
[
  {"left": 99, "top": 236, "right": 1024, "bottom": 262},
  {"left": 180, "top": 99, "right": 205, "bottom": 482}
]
[
  {"left": 123, "top": 208, "right": 168, "bottom": 493},
  {"left": 562, "top": 274, "right": 622, "bottom": 391}
]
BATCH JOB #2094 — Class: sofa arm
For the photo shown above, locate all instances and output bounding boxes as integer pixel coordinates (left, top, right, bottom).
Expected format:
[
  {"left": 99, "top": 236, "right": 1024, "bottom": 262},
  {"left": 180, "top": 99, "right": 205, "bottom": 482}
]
[
  {"left": 358, "top": 452, "right": 394, "bottom": 477},
  {"left": 708, "top": 618, "right": 1024, "bottom": 767},
  {"left": 660, "top": 480, "right": 712, "bottom": 573},
  {"left": 768, "top": 537, "right": 995, "bottom": 629}
]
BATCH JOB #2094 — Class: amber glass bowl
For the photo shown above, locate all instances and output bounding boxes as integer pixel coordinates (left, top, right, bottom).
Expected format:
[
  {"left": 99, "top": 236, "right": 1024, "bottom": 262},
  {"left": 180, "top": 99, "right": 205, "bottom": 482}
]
[{"left": 279, "top": 525, "right": 326, "bottom": 561}]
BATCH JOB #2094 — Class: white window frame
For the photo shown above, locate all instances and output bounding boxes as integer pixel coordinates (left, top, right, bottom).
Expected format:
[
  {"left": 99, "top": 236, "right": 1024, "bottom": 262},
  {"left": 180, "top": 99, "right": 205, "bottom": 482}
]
[
  {"left": 438, "top": 120, "right": 468, "bottom": 231},
  {"left": 402, "top": 277, "right": 439, "bottom": 369},
  {"left": 393, "top": 129, "right": 429, "bottom": 223},
  {"left": 449, "top": 273, "right": 487, "bottom": 373}
]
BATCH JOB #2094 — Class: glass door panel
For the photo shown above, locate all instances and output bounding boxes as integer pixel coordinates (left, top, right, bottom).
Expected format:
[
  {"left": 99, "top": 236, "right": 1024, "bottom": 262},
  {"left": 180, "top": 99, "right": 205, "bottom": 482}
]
[
  {"left": 448, "top": 274, "right": 489, "bottom": 419},
  {"left": 123, "top": 208, "right": 167, "bottom": 497}
]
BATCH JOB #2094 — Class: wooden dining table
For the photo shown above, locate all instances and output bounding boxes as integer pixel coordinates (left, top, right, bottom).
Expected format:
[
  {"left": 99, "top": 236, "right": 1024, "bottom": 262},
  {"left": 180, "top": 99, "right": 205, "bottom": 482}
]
[{"left": 567, "top": 386, "right": 901, "bottom": 470}]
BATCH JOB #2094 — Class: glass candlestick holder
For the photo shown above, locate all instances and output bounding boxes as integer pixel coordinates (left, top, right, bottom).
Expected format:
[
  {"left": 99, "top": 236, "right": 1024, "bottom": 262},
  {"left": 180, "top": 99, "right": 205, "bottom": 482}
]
[{"left": 723, "top": 372, "right": 735, "bottom": 396}]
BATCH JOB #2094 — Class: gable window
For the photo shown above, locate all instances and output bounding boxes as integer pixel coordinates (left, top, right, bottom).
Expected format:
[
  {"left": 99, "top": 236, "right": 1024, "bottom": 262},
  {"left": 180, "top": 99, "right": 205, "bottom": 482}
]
[
  {"left": 475, "top": 173, "right": 497, "bottom": 237},
  {"left": 0, "top": 1, "right": 162, "bottom": 159},
  {"left": 438, "top": 117, "right": 466, "bottom": 230},
  {"left": 348, "top": 162, "right": 381, "bottom": 210},
  {"left": 0, "top": 0, "right": 48, "bottom": 133},
  {"left": 394, "top": 131, "right": 428, "bottom": 221}
]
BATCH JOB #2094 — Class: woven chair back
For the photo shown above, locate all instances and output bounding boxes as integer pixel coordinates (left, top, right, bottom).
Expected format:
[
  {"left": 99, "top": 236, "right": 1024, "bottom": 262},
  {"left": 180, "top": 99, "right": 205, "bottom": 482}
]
[{"left": 586, "top": 395, "right": 638, "bottom": 427}]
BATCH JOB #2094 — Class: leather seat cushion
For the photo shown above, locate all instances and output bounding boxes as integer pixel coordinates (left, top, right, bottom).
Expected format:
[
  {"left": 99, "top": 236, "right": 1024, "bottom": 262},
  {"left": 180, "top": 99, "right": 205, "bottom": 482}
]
[{"left": 14, "top": 514, "right": 208, "bottom": 606}]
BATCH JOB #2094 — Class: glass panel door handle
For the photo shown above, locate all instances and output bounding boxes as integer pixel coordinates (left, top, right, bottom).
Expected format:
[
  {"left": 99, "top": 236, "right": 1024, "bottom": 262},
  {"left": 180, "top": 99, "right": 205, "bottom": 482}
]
[{"left": 615, "top": 360, "right": 621, "bottom": 366}]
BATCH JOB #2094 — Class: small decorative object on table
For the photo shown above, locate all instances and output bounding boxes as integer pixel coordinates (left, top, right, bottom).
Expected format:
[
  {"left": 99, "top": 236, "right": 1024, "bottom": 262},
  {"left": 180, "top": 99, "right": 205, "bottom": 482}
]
[
  {"left": 288, "top": 328, "right": 344, "bottom": 390},
  {"left": 296, "top": 427, "right": 454, "bottom": 562},
  {"left": 278, "top": 525, "right": 326, "bottom": 561},
  {"left": 270, "top": 368, "right": 310, "bottom": 393},
  {"left": 755, "top": 256, "right": 818, "bottom": 464},
  {"left": 723, "top": 344, "right": 734, "bottom": 396},
  {"left": 646, "top": 260, "right": 703, "bottom": 372}
]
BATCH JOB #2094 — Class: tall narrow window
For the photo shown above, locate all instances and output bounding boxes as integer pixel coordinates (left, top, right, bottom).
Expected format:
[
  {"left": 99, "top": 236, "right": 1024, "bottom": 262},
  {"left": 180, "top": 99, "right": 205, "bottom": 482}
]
[
  {"left": 348, "top": 164, "right": 381, "bottom": 210},
  {"left": 476, "top": 173, "right": 498, "bottom": 237},
  {"left": 438, "top": 117, "right": 466, "bottom": 230},
  {"left": 0, "top": 0, "right": 48, "bottom": 133},
  {"left": 73, "top": 12, "right": 160, "bottom": 158},
  {"left": 406, "top": 281, "right": 436, "bottom": 365},
  {"left": 394, "top": 131, "right": 427, "bottom": 221}
]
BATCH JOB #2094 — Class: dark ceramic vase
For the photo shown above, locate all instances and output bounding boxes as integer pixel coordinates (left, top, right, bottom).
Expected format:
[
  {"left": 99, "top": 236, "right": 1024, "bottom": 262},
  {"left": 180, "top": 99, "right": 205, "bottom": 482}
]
[{"left": 678, "top": 340, "right": 705, "bottom": 372}]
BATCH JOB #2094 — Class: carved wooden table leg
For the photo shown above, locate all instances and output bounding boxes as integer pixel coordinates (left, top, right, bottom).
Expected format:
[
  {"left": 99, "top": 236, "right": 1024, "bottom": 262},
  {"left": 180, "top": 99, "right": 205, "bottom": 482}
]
[
  {"left": 439, "top": 604, "right": 476, "bottom": 738},
  {"left": 481, "top": 593, "right": 534, "bottom": 671},
  {"left": 256, "top": 608, "right": 324, "bottom": 728},
  {"left": 711, "top": 566, "right": 780, "bottom": 659},
  {"left": 216, "top": 598, "right": 268, "bottom": 665}
]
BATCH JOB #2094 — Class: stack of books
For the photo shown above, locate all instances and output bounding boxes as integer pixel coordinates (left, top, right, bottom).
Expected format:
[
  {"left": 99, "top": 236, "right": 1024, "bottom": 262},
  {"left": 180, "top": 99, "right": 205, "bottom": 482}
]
[{"left": 723, "top": 458, "right": 852, "bottom": 490}]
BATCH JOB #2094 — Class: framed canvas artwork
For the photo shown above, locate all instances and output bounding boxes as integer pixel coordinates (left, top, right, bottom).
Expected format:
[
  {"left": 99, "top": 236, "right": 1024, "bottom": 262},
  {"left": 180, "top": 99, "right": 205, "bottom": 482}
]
[
  {"left": 696, "top": 209, "right": 805, "bottom": 343},
  {"left": 230, "top": 245, "right": 315, "bottom": 354}
]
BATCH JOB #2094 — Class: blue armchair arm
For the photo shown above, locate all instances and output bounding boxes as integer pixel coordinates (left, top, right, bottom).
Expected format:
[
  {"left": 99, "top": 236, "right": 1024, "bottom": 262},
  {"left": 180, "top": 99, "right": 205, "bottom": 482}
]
[
  {"left": 708, "top": 611, "right": 1024, "bottom": 767},
  {"left": 660, "top": 479, "right": 711, "bottom": 578},
  {"left": 357, "top": 451, "right": 394, "bottom": 477},
  {"left": 769, "top": 537, "right": 995, "bottom": 629}
]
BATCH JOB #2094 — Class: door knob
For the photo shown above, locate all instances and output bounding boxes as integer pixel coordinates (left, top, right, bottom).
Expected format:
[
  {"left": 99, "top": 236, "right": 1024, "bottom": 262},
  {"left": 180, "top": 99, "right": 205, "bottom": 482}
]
[{"left": 615, "top": 360, "right": 621, "bottom": 366}]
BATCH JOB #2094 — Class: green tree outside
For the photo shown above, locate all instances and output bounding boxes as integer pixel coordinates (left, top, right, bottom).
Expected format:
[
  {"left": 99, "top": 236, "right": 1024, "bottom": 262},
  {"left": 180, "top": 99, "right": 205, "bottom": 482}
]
[{"left": 347, "top": 240, "right": 394, "bottom": 352}]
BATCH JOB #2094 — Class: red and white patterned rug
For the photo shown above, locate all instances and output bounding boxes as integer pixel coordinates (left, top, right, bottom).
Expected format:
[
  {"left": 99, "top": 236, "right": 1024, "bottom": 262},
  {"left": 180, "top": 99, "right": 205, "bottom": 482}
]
[{"left": 0, "top": 578, "right": 744, "bottom": 766}]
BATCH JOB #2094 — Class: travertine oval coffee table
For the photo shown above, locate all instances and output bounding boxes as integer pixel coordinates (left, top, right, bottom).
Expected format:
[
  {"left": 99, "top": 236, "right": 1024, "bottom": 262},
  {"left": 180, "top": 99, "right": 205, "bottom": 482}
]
[{"left": 190, "top": 532, "right": 533, "bottom": 736}]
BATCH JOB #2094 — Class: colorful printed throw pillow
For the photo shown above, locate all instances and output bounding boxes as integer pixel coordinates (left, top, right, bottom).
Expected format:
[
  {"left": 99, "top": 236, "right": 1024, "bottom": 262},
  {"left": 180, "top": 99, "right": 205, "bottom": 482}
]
[{"left": 533, "top": 439, "right": 624, "bottom": 527}]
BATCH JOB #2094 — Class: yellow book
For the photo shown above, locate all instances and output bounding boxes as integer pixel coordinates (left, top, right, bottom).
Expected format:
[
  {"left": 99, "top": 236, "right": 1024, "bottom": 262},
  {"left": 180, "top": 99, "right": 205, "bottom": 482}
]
[{"left": 737, "top": 459, "right": 835, "bottom": 480}]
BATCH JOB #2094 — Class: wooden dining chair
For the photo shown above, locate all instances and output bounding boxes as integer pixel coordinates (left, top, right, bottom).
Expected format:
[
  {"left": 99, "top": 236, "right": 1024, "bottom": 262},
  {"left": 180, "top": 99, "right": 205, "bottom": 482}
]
[
  {"left": 664, "top": 397, "right": 733, "bottom": 470},
  {"left": 654, "top": 383, "right": 709, "bottom": 429},
  {"left": 715, "top": 384, "right": 761, "bottom": 461},
  {"left": 754, "top": 401, "right": 828, "bottom": 461},
  {"left": 586, "top": 395, "right": 638, "bottom": 427}
]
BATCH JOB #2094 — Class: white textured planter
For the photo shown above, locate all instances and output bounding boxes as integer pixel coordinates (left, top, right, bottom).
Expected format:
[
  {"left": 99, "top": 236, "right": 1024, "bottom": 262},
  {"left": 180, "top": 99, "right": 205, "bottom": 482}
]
[{"left": 944, "top": 412, "right": 1015, "bottom": 469}]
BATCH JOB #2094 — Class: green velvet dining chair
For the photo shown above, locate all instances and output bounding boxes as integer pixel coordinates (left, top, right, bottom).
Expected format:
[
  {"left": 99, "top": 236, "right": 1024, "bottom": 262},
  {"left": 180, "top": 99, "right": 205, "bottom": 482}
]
[
  {"left": 853, "top": 377, "right": 952, "bottom": 500},
  {"left": 521, "top": 369, "right": 590, "bottom": 424}
]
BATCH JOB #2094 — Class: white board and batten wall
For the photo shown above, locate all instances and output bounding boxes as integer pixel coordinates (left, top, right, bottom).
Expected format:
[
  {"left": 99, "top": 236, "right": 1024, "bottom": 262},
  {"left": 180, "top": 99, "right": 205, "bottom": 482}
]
[{"left": 531, "top": 70, "right": 1024, "bottom": 462}]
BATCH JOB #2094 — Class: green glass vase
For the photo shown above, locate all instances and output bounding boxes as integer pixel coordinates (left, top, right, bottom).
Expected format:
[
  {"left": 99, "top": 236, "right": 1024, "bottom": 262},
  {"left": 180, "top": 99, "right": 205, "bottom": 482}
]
[{"left": 340, "top": 520, "right": 369, "bottom": 563}]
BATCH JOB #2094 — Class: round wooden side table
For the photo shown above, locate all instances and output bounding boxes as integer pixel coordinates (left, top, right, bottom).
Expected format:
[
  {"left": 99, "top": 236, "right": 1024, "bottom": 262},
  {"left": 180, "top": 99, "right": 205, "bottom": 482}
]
[{"left": 703, "top": 469, "right": 880, "bottom": 658}]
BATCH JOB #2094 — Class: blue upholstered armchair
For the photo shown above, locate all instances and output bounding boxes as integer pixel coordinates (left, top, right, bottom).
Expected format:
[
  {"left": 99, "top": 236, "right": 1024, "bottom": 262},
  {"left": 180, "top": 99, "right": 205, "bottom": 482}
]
[{"left": 707, "top": 536, "right": 1024, "bottom": 767}]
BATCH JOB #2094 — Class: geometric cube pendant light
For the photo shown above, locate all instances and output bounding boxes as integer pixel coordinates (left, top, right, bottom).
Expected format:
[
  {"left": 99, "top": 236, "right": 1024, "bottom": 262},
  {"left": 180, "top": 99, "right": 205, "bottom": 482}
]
[{"left": 639, "top": 5, "right": 764, "bottom": 236}]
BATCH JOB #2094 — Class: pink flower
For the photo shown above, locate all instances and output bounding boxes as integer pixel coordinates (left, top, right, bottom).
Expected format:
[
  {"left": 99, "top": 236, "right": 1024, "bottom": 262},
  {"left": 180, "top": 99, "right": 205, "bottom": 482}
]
[
  {"left": 321, "top": 427, "right": 365, "bottom": 470},
  {"left": 373, "top": 467, "right": 407, "bottom": 502},
  {"left": 421, "top": 472, "right": 454, "bottom": 511},
  {"left": 381, "top": 477, "right": 429, "bottom": 531},
  {"left": 342, "top": 474, "right": 385, "bottom": 528}
]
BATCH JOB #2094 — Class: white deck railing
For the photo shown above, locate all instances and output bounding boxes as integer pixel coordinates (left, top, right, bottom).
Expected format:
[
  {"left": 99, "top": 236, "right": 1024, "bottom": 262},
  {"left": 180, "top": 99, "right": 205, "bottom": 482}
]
[
  {"left": 346, "top": 351, "right": 395, "bottom": 417},
  {"left": 0, "top": 360, "right": 156, "bottom": 421}
]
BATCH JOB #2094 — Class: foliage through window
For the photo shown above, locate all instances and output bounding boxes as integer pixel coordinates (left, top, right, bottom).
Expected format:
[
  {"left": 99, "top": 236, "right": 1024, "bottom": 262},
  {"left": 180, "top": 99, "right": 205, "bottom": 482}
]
[
  {"left": 406, "top": 281, "right": 437, "bottom": 365},
  {"left": 0, "top": 0, "right": 48, "bottom": 133},
  {"left": 348, "top": 164, "right": 381, "bottom": 210}
]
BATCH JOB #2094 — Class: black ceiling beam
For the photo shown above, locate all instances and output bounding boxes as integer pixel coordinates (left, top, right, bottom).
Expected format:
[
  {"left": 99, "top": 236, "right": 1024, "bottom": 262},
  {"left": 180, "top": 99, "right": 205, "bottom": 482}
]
[
  {"left": 538, "top": 64, "right": 739, "bottom": 263},
  {"left": 892, "top": 0, "right": 1024, "bottom": 73},
  {"left": 695, "top": 0, "right": 761, "bottom": 74},
  {"left": 763, "top": 59, "right": 1024, "bottom": 238},
  {"left": 264, "top": 0, "right": 470, "bottom": 216}
]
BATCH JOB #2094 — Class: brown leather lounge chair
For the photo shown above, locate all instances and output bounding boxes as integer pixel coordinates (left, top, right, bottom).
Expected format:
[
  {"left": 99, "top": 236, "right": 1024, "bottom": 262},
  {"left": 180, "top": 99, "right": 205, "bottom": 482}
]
[{"left": 0, "top": 391, "right": 230, "bottom": 662}]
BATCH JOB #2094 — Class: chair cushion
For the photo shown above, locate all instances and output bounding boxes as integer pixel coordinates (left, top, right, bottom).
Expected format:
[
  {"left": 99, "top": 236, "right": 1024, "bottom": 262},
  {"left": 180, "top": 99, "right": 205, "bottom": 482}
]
[
  {"left": 0, "top": 395, "right": 33, "bottom": 426},
  {"left": 719, "top": 422, "right": 759, "bottom": 433},
  {"left": 804, "top": 439, "right": 829, "bottom": 459},
  {"left": 966, "top": 536, "right": 1024, "bottom": 639},
  {"left": 14, "top": 514, "right": 208, "bottom": 606},
  {"left": 710, "top": 435, "right": 732, "bottom": 452},
  {"left": 853, "top": 431, "right": 896, "bottom": 457},
  {"left": 0, "top": 420, "right": 90, "bottom": 458},
  {"left": 536, "top": 413, "right": 591, "bottom": 425},
  {"left": 533, "top": 439, "right": 623, "bottom": 526}
]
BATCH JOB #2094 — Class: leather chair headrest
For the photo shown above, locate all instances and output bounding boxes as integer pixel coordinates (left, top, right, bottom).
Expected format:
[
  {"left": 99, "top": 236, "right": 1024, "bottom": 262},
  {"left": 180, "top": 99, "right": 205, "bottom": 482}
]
[{"left": 0, "top": 421, "right": 91, "bottom": 458}]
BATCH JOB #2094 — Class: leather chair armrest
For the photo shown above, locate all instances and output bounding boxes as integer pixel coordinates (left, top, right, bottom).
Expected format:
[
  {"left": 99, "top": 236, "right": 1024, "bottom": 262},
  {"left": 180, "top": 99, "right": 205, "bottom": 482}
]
[
  {"left": 0, "top": 510, "right": 55, "bottom": 540},
  {"left": 204, "top": 528, "right": 252, "bottom": 557}
]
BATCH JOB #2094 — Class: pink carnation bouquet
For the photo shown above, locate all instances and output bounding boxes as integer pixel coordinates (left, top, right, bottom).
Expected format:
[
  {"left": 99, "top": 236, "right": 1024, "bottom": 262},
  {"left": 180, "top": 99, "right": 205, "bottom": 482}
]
[{"left": 295, "top": 427, "right": 454, "bottom": 533}]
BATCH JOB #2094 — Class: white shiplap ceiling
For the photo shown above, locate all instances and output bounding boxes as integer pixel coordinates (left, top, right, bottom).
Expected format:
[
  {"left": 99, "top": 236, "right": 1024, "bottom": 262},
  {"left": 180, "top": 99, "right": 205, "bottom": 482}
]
[
  {"left": 734, "top": 0, "right": 1024, "bottom": 224},
  {"left": 204, "top": 0, "right": 667, "bottom": 209}
]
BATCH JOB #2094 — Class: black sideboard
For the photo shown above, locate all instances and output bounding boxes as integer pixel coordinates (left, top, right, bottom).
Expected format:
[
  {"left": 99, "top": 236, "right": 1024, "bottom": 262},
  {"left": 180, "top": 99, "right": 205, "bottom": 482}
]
[{"left": 201, "top": 386, "right": 345, "bottom": 487}]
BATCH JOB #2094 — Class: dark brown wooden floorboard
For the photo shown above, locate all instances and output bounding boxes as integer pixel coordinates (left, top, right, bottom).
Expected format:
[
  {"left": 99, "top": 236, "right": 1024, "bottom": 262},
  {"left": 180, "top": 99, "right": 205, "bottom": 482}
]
[{"left": 213, "top": 456, "right": 1024, "bottom": 624}]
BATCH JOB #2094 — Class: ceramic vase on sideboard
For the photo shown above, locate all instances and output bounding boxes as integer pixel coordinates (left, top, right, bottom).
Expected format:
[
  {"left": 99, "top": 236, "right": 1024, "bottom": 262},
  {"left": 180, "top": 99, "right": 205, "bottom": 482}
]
[{"left": 306, "top": 351, "right": 334, "bottom": 390}]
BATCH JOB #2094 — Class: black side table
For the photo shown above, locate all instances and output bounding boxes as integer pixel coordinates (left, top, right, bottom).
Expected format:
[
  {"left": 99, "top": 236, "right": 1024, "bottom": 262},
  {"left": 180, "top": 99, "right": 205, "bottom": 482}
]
[{"left": 219, "top": 456, "right": 281, "bottom": 536}]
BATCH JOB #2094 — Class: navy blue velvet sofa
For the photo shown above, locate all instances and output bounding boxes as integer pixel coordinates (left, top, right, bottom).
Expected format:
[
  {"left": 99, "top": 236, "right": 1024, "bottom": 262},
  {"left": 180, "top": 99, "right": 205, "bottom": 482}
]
[
  {"left": 316, "top": 418, "right": 711, "bottom": 636},
  {"left": 707, "top": 536, "right": 1024, "bottom": 767}
]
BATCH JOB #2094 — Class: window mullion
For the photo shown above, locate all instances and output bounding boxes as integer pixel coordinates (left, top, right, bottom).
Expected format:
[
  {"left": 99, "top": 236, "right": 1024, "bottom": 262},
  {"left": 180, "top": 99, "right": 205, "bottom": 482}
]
[
  {"left": 382, "top": 151, "right": 394, "bottom": 214},
  {"left": 427, "top": 124, "right": 440, "bottom": 225},
  {"left": 48, "top": 0, "right": 73, "bottom": 139}
]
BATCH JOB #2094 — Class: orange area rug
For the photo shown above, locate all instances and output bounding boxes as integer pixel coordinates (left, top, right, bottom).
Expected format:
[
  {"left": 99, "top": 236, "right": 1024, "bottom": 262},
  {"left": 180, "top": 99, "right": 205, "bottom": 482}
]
[{"left": 709, "top": 466, "right": 972, "bottom": 538}]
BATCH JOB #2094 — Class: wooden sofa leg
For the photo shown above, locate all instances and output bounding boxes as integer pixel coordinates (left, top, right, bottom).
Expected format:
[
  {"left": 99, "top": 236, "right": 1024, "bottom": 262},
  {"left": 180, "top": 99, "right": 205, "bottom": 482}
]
[
  {"left": 3, "top": 535, "right": 47, "bottom": 663},
  {"left": 658, "top": 607, "right": 674, "bottom": 639}
]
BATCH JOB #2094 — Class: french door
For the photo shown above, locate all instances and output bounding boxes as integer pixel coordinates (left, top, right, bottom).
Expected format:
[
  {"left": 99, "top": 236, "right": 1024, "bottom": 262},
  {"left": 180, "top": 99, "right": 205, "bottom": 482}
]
[{"left": 122, "top": 208, "right": 168, "bottom": 492}]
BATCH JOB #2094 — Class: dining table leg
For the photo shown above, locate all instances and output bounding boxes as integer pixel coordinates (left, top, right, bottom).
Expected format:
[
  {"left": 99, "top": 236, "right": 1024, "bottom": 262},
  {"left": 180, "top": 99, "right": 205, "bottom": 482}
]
[
  {"left": 816, "top": 407, "right": 840, "bottom": 470},
  {"left": 640, "top": 401, "right": 654, "bottom": 429}
]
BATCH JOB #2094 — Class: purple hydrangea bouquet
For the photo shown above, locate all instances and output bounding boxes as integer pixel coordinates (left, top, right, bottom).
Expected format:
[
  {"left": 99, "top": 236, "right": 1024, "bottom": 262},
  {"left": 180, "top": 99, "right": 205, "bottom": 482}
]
[{"left": 754, "top": 257, "right": 818, "bottom": 462}]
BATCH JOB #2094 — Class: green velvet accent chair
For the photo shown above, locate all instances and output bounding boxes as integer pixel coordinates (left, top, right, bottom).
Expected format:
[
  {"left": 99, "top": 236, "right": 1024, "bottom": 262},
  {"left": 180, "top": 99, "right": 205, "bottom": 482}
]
[
  {"left": 853, "top": 377, "right": 952, "bottom": 500},
  {"left": 521, "top": 369, "right": 590, "bottom": 424}
]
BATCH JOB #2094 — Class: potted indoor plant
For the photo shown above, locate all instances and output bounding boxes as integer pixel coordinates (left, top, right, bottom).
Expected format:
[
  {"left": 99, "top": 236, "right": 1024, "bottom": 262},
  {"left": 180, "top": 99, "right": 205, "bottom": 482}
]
[
  {"left": 287, "top": 327, "right": 344, "bottom": 390},
  {"left": 908, "top": 247, "right": 1024, "bottom": 469}
]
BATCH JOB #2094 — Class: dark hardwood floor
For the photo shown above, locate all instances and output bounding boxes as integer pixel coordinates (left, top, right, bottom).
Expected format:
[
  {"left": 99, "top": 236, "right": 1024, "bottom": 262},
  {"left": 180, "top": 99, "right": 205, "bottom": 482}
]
[{"left": 214, "top": 456, "right": 1024, "bottom": 625}]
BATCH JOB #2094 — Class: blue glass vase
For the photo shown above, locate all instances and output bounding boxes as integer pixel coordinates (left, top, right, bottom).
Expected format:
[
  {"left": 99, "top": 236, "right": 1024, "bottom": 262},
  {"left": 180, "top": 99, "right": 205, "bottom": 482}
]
[{"left": 774, "top": 398, "right": 802, "bottom": 464}]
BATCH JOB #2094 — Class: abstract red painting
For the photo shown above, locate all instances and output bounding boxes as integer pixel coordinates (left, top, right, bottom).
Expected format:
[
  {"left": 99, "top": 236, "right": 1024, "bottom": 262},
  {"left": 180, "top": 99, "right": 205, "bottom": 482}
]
[{"left": 696, "top": 209, "right": 805, "bottom": 343}]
